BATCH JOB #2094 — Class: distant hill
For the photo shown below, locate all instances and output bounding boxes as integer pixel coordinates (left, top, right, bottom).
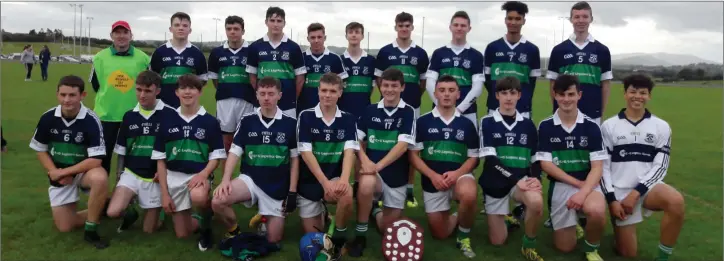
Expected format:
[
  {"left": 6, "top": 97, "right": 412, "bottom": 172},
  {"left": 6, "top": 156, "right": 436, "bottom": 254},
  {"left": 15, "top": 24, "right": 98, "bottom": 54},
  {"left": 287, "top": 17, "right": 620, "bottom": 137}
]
[{"left": 612, "top": 52, "right": 721, "bottom": 66}]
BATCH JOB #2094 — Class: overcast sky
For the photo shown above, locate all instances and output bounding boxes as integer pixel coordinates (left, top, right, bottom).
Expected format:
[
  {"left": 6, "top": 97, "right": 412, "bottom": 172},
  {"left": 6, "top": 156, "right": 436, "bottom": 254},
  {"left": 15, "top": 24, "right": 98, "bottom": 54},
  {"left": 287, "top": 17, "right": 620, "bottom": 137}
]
[{"left": 2, "top": 1, "right": 723, "bottom": 62}]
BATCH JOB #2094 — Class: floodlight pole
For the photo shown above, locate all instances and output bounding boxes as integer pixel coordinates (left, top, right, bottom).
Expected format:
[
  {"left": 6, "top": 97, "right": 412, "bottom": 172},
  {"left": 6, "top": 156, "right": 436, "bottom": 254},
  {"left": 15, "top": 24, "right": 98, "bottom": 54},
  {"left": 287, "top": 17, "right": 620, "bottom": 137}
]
[
  {"left": 87, "top": 17, "right": 93, "bottom": 54},
  {"left": 558, "top": 16, "right": 568, "bottom": 42},
  {"left": 70, "top": 4, "right": 77, "bottom": 57},
  {"left": 212, "top": 17, "right": 221, "bottom": 43}
]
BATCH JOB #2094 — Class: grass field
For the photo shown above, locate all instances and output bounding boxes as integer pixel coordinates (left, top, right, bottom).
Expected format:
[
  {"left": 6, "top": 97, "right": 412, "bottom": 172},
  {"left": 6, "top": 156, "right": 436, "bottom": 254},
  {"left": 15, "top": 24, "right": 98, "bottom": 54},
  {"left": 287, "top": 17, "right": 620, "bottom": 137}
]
[{"left": 1, "top": 60, "right": 722, "bottom": 261}]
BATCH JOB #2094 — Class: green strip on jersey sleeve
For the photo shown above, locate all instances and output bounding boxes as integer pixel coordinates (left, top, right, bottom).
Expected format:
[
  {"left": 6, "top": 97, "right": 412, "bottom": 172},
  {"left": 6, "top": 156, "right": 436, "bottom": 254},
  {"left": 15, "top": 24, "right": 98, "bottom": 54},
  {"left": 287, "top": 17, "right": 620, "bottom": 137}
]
[
  {"left": 345, "top": 76, "right": 373, "bottom": 93},
  {"left": 161, "top": 66, "right": 194, "bottom": 84},
  {"left": 496, "top": 146, "right": 532, "bottom": 168},
  {"left": 243, "top": 144, "right": 290, "bottom": 167},
  {"left": 439, "top": 67, "right": 473, "bottom": 86},
  {"left": 390, "top": 65, "right": 420, "bottom": 83},
  {"left": 421, "top": 140, "right": 468, "bottom": 164},
  {"left": 558, "top": 64, "right": 601, "bottom": 85},
  {"left": 304, "top": 73, "right": 323, "bottom": 88},
  {"left": 165, "top": 139, "right": 210, "bottom": 163},
  {"left": 127, "top": 136, "right": 156, "bottom": 157},
  {"left": 259, "top": 61, "right": 295, "bottom": 80},
  {"left": 219, "top": 66, "right": 250, "bottom": 84},
  {"left": 49, "top": 142, "right": 87, "bottom": 165},
  {"left": 491, "top": 63, "right": 531, "bottom": 83},
  {"left": 312, "top": 141, "right": 345, "bottom": 163},
  {"left": 367, "top": 129, "right": 399, "bottom": 151},
  {"left": 551, "top": 149, "right": 590, "bottom": 173}
]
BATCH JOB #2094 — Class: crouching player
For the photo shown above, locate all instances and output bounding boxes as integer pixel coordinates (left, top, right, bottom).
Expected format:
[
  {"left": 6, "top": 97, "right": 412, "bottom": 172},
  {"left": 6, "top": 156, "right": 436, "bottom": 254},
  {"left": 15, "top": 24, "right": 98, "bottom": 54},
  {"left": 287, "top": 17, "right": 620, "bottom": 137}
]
[
  {"left": 537, "top": 75, "right": 608, "bottom": 261},
  {"left": 478, "top": 76, "right": 544, "bottom": 261},
  {"left": 409, "top": 75, "right": 479, "bottom": 258},
  {"left": 106, "top": 71, "right": 173, "bottom": 233},
  {"left": 211, "top": 76, "right": 299, "bottom": 247},
  {"left": 601, "top": 74, "right": 683, "bottom": 261},
  {"left": 297, "top": 73, "right": 358, "bottom": 257},
  {"left": 152, "top": 74, "right": 226, "bottom": 251},
  {"left": 29, "top": 75, "right": 110, "bottom": 248}
]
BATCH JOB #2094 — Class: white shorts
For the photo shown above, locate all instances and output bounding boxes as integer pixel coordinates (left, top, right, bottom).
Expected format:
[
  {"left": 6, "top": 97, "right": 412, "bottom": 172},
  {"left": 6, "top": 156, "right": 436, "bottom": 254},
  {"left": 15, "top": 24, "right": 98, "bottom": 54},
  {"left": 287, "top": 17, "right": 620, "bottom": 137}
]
[
  {"left": 297, "top": 178, "right": 340, "bottom": 219},
  {"left": 463, "top": 113, "right": 478, "bottom": 128},
  {"left": 484, "top": 186, "right": 522, "bottom": 215},
  {"left": 613, "top": 182, "right": 660, "bottom": 226},
  {"left": 166, "top": 170, "right": 209, "bottom": 212},
  {"left": 549, "top": 181, "right": 603, "bottom": 230},
  {"left": 283, "top": 108, "right": 296, "bottom": 119},
  {"left": 116, "top": 170, "right": 161, "bottom": 209},
  {"left": 423, "top": 174, "right": 475, "bottom": 213},
  {"left": 237, "top": 174, "right": 285, "bottom": 218},
  {"left": 217, "top": 98, "right": 255, "bottom": 133},
  {"left": 373, "top": 174, "right": 407, "bottom": 209},
  {"left": 48, "top": 173, "right": 87, "bottom": 207},
  {"left": 488, "top": 109, "right": 530, "bottom": 119}
]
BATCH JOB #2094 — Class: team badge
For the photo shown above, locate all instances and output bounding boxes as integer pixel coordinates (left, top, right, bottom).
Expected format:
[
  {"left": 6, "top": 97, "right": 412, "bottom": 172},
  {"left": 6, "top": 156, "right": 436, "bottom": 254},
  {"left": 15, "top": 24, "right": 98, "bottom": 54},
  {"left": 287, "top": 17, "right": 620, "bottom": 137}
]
[
  {"left": 520, "top": 134, "right": 528, "bottom": 145},
  {"left": 410, "top": 57, "right": 418, "bottom": 65},
  {"left": 324, "top": 65, "right": 331, "bottom": 73},
  {"left": 363, "top": 66, "right": 369, "bottom": 74},
  {"left": 589, "top": 54, "right": 598, "bottom": 63},
  {"left": 397, "top": 118, "right": 403, "bottom": 128},
  {"left": 518, "top": 53, "right": 527, "bottom": 63},
  {"left": 276, "top": 132, "right": 286, "bottom": 143},
  {"left": 75, "top": 132, "right": 84, "bottom": 143},
  {"left": 462, "top": 59, "right": 471, "bottom": 69},
  {"left": 282, "top": 51, "right": 290, "bottom": 60},
  {"left": 645, "top": 133, "right": 655, "bottom": 143},
  {"left": 195, "top": 128, "right": 206, "bottom": 139},
  {"left": 186, "top": 57, "right": 195, "bottom": 66},
  {"left": 455, "top": 130, "right": 465, "bottom": 141},
  {"left": 337, "top": 130, "right": 345, "bottom": 140},
  {"left": 241, "top": 57, "right": 247, "bottom": 65},
  {"left": 579, "top": 136, "right": 588, "bottom": 147}
]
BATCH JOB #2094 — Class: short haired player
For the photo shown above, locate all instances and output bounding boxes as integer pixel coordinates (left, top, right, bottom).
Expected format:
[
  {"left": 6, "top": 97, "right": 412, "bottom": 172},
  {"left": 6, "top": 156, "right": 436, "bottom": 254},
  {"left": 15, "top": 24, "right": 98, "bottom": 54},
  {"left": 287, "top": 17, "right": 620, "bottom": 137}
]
[
  {"left": 29, "top": 75, "right": 110, "bottom": 249},
  {"left": 410, "top": 75, "right": 479, "bottom": 258},
  {"left": 601, "top": 74, "right": 683, "bottom": 261},
  {"left": 536, "top": 74, "right": 608, "bottom": 261},
  {"left": 297, "top": 23, "right": 348, "bottom": 113},
  {"left": 478, "top": 76, "right": 544, "bottom": 261}
]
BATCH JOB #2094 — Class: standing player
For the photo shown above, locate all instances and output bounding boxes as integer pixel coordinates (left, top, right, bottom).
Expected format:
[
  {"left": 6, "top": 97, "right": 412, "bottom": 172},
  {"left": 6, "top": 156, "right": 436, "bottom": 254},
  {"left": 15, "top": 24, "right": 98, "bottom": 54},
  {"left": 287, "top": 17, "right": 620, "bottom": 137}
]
[
  {"left": 210, "top": 76, "right": 299, "bottom": 247},
  {"left": 347, "top": 68, "right": 416, "bottom": 257},
  {"left": 246, "top": 6, "right": 306, "bottom": 118},
  {"left": 298, "top": 23, "right": 348, "bottom": 113},
  {"left": 478, "top": 76, "right": 544, "bottom": 261},
  {"left": 150, "top": 12, "right": 208, "bottom": 108},
  {"left": 375, "top": 11, "right": 429, "bottom": 208},
  {"left": 152, "top": 74, "right": 226, "bottom": 251},
  {"left": 536, "top": 75, "right": 608, "bottom": 261},
  {"left": 107, "top": 71, "right": 173, "bottom": 234},
  {"left": 426, "top": 11, "right": 485, "bottom": 126},
  {"left": 29, "top": 75, "right": 109, "bottom": 249},
  {"left": 340, "top": 22, "right": 376, "bottom": 119},
  {"left": 207, "top": 15, "right": 255, "bottom": 152},
  {"left": 600, "top": 74, "right": 683, "bottom": 261},
  {"left": 297, "top": 73, "right": 358, "bottom": 258},
  {"left": 546, "top": 1, "right": 612, "bottom": 125},
  {"left": 410, "top": 75, "right": 479, "bottom": 258}
]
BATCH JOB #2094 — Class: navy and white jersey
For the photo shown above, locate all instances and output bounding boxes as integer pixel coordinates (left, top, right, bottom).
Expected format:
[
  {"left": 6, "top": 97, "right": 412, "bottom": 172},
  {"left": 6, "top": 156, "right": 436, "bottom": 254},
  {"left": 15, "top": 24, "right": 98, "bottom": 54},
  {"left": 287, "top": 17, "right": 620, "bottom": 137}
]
[
  {"left": 426, "top": 43, "right": 485, "bottom": 115},
  {"left": 546, "top": 34, "right": 612, "bottom": 119},
  {"left": 207, "top": 41, "right": 257, "bottom": 106},
  {"left": 229, "top": 107, "right": 298, "bottom": 200},
  {"left": 150, "top": 41, "right": 209, "bottom": 108},
  {"left": 483, "top": 36, "right": 541, "bottom": 112},
  {"left": 297, "top": 105, "right": 359, "bottom": 201},
  {"left": 410, "top": 108, "right": 479, "bottom": 193},
  {"left": 114, "top": 101, "right": 175, "bottom": 180},
  {"left": 478, "top": 109, "right": 539, "bottom": 197},
  {"left": 374, "top": 41, "right": 430, "bottom": 109},
  {"left": 151, "top": 106, "right": 226, "bottom": 174},
  {"left": 245, "top": 34, "right": 306, "bottom": 111},
  {"left": 298, "top": 48, "right": 348, "bottom": 112},
  {"left": 29, "top": 104, "right": 105, "bottom": 187},
  {"left": 357, "top": 100, "right": 416, "bottom": 188},
  {"left": 600, "top": 109, "right": 671, "bottom": 197},
  {"left": 536, "top": 110, "right": 608, "bottom": 182},
  {"left": 340, "top": 50, "right": 376, "bottom": 117}
]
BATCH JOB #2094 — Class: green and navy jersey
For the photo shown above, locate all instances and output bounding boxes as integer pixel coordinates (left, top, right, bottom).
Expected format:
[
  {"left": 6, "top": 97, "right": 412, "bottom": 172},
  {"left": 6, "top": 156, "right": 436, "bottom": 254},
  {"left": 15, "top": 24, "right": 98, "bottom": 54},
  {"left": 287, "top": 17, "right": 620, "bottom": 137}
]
[
  {"left": 29, "top": 105, "right": 105, "bottom": 187},
  {"left": 536, "top": 109, "right": 608, "bottom": 183},
  {"left": 427, "top": 43, "right": 485, "bottom": 115},
  {"left": 374, "top": 41, "right": 430, "bottom": 109},
  {"left": 207, "top": 41, "right": 257, "bottom": 106},
  {"left": 245, "top": 34, "right": 306, "bottom": 111},
  {"left": 229, "top": 107, "right": 298, "bottom": 200},
  {"left": 340, "top": 50, "right": 376, "bottom": 117},
  {"left": 149, "top": 41, "right": 208, "bottom": 108},
  {"left": 483, "top": 36, "right": 541, "bottom": 112},
  {"left": 114, "top": 101, "right": 174, "bottom": 180},
  {"left": 546, "top": 34, "right": 612, "bottom": 119},
  {"left": 478, "top": 109, "right": 539, "bottom": 197},
  {"left": 151, "top": 106, "right": 226, "bottom": 174},
  {"left": 411, "top": 108, "right": 479, "bottom": 193},
  {"left": 298, "top": 48, "right": 348, "bottom": 112},
  {"left": 357, "top": 100, "right": 416, "bottom": 188},
  {"left": 297, "top": 105, "right": 359, "bottom": 201}
]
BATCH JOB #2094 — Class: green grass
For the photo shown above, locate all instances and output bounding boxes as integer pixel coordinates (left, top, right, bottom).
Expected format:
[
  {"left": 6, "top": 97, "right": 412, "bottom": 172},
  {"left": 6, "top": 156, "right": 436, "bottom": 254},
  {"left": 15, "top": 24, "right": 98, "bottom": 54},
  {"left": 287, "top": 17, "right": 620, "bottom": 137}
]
[{"left": 1, "top": 60, "right": 722, "bottom": 261}]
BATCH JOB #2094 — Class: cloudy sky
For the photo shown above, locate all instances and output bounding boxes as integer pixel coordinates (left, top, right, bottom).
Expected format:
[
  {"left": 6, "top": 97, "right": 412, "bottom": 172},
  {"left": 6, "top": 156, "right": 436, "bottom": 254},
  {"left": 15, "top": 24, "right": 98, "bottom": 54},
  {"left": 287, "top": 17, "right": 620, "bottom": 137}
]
[{"left": 2, "top": 1, "right": 723, "bottom": 62}]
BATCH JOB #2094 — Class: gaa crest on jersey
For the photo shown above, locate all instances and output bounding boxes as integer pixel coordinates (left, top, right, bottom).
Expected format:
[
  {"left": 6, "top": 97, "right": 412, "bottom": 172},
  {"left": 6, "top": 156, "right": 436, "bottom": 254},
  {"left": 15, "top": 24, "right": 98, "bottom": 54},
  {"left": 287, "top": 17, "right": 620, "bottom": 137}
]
[
  {"left": 520, "top": 134, "right": 528, "bottom": 145},
  {"left": 337, "top": 129, "right": 345, "bottom": 140},
  {"left": 455, "top": 130, "right": 465, "bottom": 141},
  {"left": 282, "top": 51, "right": 290, "bottom": 60},
  {"left": 518, "top": 53, "right": 527, "bottom": 63},
  {"left": 579, "top": 136, "right": 588, "bottom": 147},
  {"left": 195, "top": 128, "right": 206, "bottom": 139},
  {"left": 645, "top": 133, "right": 655, "bottom": 143},
  {"left": 75, "top": 132, "right": 84, "bottom": 143},
  {"left": 186, "top": 57, "right": 195, "bottom": 66},
  {"left": 462, "top": 59, "right": 471, "bottom": 69},
  {"left": 50, "top": 128, "right": 59, "bottom": 134},
  {"left": 589, "top": 54, "right": 598, "bottom": 63},
  {"left": 410, "top": 57, "right": 418, "bottom": 65},
  {"left": 276, "top": 132, "right": 286, "bottom": 143}
]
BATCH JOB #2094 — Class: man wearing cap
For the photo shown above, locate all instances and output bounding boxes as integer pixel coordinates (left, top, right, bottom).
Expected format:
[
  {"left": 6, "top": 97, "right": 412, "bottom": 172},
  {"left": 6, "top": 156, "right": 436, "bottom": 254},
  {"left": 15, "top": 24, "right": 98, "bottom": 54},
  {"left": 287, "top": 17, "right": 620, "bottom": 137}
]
[{"left": 89, "top": 20, "right": 151, "bottom": 177}]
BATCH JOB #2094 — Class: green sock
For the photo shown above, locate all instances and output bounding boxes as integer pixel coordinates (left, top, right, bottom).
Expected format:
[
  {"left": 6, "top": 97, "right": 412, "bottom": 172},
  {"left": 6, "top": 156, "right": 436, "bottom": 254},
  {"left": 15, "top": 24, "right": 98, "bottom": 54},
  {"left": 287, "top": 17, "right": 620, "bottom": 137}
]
[
  {"left": 84, "top": 221, "right": 98, "bottom": 232},
  {"left": 457, "top": 226, "right": 470, "bottom": 240},
  {"left": 355, "top": 223, "right": 368, "bottom": 237},
  {"left": 159, "top": 211, "right": 166, "bottom": 222},
  {"left": 522, "top": 234, "right": 537, "bottom": 249},
  {"left": 657, "top": 243, "right": 673, "bottom": 261},
  {"left": 582, "top": 240, "right": 600, "bottom": 253}
]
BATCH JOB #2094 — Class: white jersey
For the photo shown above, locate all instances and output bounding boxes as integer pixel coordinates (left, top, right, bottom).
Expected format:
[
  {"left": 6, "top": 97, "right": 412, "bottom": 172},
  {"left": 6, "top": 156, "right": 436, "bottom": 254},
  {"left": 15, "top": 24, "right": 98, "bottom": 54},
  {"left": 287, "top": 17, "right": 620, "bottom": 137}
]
[{"left": 600, "top": 109, "right": 671, "bottom": 197}]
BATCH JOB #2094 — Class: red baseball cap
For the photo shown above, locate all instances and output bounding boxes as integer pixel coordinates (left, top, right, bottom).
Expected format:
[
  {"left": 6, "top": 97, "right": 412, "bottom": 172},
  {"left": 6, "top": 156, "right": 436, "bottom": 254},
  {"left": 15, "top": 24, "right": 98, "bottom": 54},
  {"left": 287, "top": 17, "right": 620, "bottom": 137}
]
[{"left": 111, "top": 20, "right": 131, "bottom": 32}]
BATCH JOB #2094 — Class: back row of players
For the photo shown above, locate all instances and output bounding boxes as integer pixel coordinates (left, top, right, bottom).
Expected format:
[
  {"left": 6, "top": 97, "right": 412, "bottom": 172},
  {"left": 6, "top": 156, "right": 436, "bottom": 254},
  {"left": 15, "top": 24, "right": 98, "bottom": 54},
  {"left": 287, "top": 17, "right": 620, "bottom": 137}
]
[{"left": 29, "top": 2, "right": 684, "bottom": 261}]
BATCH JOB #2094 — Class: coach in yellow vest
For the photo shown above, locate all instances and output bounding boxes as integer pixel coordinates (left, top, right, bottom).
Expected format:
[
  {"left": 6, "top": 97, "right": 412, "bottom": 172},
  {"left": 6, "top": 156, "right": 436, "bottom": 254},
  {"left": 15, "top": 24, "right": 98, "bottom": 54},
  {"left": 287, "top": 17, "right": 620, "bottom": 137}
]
[{"left": 89, "top": 20, "right": 151, "bottom": 176}]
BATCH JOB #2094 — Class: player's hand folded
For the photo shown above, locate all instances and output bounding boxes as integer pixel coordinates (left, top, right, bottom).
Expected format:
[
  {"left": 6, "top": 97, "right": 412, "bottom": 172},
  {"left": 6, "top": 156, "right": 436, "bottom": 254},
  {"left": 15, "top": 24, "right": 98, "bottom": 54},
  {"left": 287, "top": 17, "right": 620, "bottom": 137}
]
[
  {"left": 609, "top": 201, "right": 627, "bottom": 220},
  {"left": 48, "top": 168, "right": 67, "bottom": 181},
  {"left": 442, "top": 171, "right": 459, "bottom": 187},
  {"left": 162, "top": 194, "right": 175, "bottom": 213},
  {"left": 567, "top": 191, "right": 586, "bottom": 210},
  {"left": 621, "top": 193, "right": 639, "bottom": 215},
  {"left": 431, "top": 174, "right": 449, "bottom": 191},
  {"left": 322, "top": 180, "right": 337, "bottom": 199},
  {"left": 334, "top": 180, "right": 350, "bottom": 198}
]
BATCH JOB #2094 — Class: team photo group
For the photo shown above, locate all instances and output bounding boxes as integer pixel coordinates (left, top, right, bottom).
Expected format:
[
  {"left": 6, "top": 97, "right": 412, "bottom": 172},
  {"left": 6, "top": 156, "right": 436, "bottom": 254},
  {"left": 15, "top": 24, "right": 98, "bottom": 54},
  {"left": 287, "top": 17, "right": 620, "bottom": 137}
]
[{"left": 29, "top": 1, "right": 685, "bottom": 261}]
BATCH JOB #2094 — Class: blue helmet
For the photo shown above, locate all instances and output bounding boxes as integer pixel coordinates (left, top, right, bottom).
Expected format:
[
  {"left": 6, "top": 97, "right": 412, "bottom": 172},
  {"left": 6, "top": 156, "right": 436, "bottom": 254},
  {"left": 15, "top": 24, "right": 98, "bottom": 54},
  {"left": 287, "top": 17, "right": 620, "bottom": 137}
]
[{"left": 299, "top": 232, "right": 333, "bottom": 261}]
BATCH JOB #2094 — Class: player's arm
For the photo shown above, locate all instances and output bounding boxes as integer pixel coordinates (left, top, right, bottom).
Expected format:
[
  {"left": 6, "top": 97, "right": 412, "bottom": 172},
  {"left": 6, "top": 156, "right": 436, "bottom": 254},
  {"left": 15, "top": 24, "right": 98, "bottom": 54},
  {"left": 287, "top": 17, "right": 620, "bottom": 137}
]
[
  {"left": 195, "top": 51, "right": 209, "bottom": 85},
  {"left": 340, "top": 121, "right": 360, "bottom": 182},
  {"left": 374, "top": 48, "right": 388, "bottom": 87},
  {"left": 528, "top": 126, "right": 542, "bottom": 180},
  {"left": 61, "top": 117, "right": 106, "bottom": 175},
  {"left": 580, "top": 125, "right": 609, "bottom": 195},
  {"left": 207, "top": 50, "right": 220, "bottom": 88},
  {"left": 355, "top": 113, "right": 372, "bottom": 164},
  {"left": 458, "top": 51, "right": 485, "bottom": 113},
  {"left": 297, "top": 115, "right": 330, "bottom": 185},
  {"left": 425, "top": 50, "right": 440, "bottom": 104},
  {"left": 198, "top": 121, "right": 227, "bottom": 178},
  {"left": 529, "top": 46, "right": 542, "bottom": 93},
  {"left": 245, "top": 43, "right": 259, "bottom": 89},
  {"left": 600, "top": 46, "right": 613, "bottom": 115},
  {"left": 223, "top": 119, "right": 247, "bottom": 182},
  {"left": 289, "top": 127, "right": 300, "bottom": 193},
  {"left": 88, "top": 63, "right": 101, "bottom": 93},
  {"left": 546, "top": 48, "right": 560, "bottom": 103},
  {"left": 408, "top": 119, "right": 438, "bottom": 178},
  {"left": 418, "top": 49, "right": 430, "bottom": 94},
  {"left": 634, "top": 124, "right": 672, "bottom": 196},
  {"left": 536, "top": 123, "right": 584, "bottom": 188},
  {"left": 599, "top": 122, "right": 617, "bottom": 203},
  {"left": 483, "top": 44, "right": 494, "bottom": 94},
  {"left": 152, "top": 121, "right": 170, "bottom": 195},
  {"left": 335, "top": 55, "right": 349, "bottom": 80},
  {"left": 292, "top": 45, "right": 307, "bottom": 98},
  {"left": 113, "top": 115, "right": 130, "bottom": 179},
  {"left": 149, "top": 48, "right": 162, "bottom": 73},
  {"left": 30, "top": 116, "right": 58, "bottom": 172}
]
